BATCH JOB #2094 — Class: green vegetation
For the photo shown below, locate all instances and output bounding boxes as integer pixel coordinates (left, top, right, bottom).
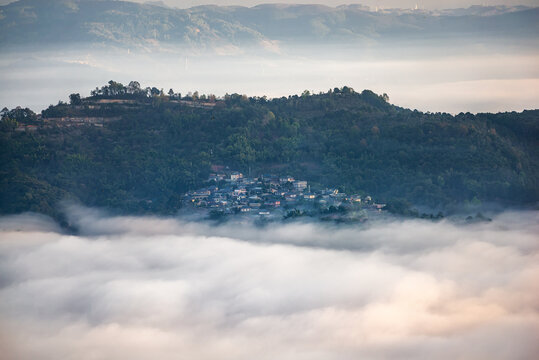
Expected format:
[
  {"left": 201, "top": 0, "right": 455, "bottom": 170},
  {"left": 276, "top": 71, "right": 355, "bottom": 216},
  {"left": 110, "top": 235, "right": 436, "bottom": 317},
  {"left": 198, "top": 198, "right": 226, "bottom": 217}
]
[{"left": 1, "top": 82, "right": 538, "bottom": 222}]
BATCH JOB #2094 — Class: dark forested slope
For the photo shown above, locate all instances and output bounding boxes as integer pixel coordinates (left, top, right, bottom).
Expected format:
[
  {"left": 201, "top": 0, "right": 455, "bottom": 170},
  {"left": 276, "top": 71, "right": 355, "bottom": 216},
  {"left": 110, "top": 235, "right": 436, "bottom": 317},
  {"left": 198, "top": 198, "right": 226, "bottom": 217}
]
[{"left": 1, "top": 84, "right": 538, "bottom": 222}]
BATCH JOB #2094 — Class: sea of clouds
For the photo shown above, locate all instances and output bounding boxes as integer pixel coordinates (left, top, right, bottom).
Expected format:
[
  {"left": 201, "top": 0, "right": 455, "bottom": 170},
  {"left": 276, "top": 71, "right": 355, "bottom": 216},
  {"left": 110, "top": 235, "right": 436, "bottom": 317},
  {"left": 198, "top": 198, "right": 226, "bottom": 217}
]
[{"left": 0, "top": 207, "right": 538, "bottom": 359}]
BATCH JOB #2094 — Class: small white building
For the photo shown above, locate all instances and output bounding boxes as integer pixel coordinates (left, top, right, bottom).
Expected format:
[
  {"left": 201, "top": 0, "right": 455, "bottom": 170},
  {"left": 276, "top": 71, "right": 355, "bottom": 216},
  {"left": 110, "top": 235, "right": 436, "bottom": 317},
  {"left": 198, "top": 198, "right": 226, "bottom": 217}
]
[
  {"left": 230, "top": 172, "right": 243, "bottom": 181},
  {"left": 293, "top": 181, "right": 308, "bottom": 191},
  {"left": 280, "top": 176, "right": 295, "bottom": 183}
]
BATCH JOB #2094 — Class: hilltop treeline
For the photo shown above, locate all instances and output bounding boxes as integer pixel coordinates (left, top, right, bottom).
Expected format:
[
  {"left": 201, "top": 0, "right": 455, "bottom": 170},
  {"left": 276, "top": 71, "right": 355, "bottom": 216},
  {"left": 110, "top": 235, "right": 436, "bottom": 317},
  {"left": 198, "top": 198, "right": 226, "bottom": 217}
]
[{"left": 1, "top": 83, "right": 538, "bottom": 222}]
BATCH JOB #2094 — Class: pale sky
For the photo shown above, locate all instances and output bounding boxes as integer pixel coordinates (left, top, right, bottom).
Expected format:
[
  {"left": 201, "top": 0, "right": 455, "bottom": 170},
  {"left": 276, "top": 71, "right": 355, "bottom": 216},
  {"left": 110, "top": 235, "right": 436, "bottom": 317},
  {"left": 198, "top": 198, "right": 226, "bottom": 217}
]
[
  {"left": 138, "top": 0, "right": 538, "bottom": 9},
  {"left": 0, "top": 0, "right": 537, "bottom": 9}
]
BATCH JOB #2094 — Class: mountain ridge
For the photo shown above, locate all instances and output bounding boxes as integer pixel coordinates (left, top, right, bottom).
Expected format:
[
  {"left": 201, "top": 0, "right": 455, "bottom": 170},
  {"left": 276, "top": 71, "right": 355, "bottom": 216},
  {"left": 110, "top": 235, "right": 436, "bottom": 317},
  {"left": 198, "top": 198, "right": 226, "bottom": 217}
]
[{"left": 1, "top": 0, "right": 537, "bottom": 51}]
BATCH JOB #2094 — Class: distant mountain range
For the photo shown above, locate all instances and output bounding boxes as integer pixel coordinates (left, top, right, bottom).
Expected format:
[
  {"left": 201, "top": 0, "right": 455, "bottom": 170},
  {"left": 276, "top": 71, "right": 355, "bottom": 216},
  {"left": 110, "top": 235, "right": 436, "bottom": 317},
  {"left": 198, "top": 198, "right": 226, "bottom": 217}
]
[{"left": 1, "top": 0, "right": 537, "bottom": 51}]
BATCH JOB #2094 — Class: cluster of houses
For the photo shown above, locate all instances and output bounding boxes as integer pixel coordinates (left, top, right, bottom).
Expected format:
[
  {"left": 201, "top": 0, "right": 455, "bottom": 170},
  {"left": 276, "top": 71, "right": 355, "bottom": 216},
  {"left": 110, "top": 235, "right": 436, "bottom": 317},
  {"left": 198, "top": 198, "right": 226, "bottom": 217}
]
[{"left": 182, "top": 167, "right": 385, "bottom": 219}]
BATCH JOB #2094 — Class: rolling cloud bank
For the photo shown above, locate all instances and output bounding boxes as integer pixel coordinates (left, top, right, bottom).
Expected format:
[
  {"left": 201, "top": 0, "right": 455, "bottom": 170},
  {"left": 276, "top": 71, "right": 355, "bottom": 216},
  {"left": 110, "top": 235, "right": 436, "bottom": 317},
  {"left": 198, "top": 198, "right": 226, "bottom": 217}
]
[{"left": 1, "top": 208, "right": 538, "bottom": 359}]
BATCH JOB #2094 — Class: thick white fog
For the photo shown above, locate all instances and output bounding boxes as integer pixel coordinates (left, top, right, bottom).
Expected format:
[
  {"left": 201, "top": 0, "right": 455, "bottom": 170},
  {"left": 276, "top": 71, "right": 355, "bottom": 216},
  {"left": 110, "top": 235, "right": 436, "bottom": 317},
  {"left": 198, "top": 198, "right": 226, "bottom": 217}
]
[
  {"left": 1, "top": 43, "right": 538, "bottom": 114},
  {"left": 1, "top": 208, "right": 538, "bottom": 359}
]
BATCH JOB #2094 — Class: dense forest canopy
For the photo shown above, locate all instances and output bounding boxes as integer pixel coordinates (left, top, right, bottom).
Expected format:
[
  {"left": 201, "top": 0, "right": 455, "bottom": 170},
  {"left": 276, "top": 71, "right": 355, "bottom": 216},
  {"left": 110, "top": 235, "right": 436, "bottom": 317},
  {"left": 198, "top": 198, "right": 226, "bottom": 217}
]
[{"left": 1, "top": 81, "right": 538, "bottom": 224}]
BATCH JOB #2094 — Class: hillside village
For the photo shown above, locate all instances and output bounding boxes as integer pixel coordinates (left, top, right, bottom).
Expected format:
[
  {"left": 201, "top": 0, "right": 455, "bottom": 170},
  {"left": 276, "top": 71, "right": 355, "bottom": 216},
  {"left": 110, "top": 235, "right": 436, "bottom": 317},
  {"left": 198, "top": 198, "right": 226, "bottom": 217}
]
[
  {"left": 183, "top": 166, "right": 386, "bottom": 222},
  {"left": 3, "top": 81, "right": 537, "bottom": 223}
]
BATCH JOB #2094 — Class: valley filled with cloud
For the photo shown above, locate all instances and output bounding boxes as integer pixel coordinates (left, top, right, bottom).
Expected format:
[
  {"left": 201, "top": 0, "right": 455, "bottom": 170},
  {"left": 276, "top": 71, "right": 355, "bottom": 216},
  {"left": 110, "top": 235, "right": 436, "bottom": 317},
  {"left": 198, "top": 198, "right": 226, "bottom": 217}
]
[{"left": 1, "top": 208, "right": 538, "bottom": 359}]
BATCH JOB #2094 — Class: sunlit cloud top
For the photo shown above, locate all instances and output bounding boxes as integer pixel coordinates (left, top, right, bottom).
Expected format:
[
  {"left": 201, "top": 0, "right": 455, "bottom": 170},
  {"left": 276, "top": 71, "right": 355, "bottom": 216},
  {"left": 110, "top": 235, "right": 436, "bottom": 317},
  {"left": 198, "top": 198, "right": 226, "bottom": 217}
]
[{"left": 1, "top": 208, "right": 538, "bottom": 360}]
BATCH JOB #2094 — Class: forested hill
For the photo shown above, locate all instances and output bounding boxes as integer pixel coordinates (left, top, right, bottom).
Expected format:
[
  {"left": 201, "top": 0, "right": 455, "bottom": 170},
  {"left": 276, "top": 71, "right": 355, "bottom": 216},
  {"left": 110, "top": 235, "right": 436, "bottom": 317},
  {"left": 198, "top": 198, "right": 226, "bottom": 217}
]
[{"left": 1, "top": 83, "right": 538, "bottom": 223}]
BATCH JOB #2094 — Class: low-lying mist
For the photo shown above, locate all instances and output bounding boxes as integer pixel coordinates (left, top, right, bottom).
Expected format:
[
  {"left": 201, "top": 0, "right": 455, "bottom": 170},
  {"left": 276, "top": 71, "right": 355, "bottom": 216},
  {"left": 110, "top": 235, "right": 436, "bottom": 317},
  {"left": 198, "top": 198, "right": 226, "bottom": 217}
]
[
  {"left": 1, "top": 41, "right": 538, "bottom": 114},
  {"left": 1, "top": 207, "right": 538, "bottom": 359}
]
